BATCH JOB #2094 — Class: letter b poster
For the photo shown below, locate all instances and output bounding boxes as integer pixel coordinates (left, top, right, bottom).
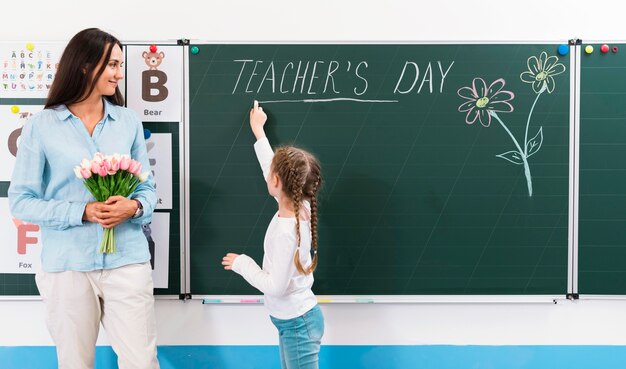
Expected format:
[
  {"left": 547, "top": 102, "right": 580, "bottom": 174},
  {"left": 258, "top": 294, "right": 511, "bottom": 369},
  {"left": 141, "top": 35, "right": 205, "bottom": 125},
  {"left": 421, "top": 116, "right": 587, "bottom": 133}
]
[{"left": 125, "top": 45, "right": 183, "bottom": 123}]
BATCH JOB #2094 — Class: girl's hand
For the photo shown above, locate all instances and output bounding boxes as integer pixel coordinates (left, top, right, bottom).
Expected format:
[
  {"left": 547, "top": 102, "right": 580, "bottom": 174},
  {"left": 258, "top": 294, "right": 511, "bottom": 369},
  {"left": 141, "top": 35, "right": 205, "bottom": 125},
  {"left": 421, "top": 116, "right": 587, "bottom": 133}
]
[
  {"left": 250, "top": 100, "right": 267, "bottom": 140},
  {"left": 222, "top": 253, "right": 240, "bottom": 270}
]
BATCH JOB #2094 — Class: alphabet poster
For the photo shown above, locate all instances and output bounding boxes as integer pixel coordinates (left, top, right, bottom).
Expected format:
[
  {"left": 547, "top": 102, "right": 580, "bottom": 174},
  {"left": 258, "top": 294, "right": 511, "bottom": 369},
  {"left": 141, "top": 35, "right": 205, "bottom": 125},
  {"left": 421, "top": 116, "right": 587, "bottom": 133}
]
[
  {"left": 125, "top": 45, "right": 184, "bottom": 122},
  {"left": 0, "top": 198, "right": 42, "bottom": 274},
  {"left": 0, "top": 42, "right": 65, "bottom": 99},
  {"left": 0, "top": 105, "right": 44, "bottom": 181},
  {"left": 148, "top": 212, "right": 170, "bottom": 288},
  {"left": 146, "top": 133, "right": 173, "bottom": 209}
]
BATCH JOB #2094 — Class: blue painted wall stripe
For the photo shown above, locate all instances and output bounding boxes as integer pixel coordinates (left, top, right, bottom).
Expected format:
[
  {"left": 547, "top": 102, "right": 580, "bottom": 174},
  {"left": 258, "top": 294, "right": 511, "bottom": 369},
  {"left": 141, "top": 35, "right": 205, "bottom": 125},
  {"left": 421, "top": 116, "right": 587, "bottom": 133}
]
[{"left": 2, "top": 345, "right": 626, "bottom": 369}]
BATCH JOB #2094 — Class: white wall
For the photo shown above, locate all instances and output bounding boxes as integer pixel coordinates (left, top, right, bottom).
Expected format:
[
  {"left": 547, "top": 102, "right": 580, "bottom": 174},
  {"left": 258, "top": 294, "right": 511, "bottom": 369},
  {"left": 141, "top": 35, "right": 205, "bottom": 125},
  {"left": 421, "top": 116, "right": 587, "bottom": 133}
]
[
  {"left": 3, "top": 298, "right": 626, "bottom": 346},
  {"left": 2, "top": 0, "right": 625, "bottom": 348},
  {"left": 3, "top": 0, "right": 626, "bottom": 42}
]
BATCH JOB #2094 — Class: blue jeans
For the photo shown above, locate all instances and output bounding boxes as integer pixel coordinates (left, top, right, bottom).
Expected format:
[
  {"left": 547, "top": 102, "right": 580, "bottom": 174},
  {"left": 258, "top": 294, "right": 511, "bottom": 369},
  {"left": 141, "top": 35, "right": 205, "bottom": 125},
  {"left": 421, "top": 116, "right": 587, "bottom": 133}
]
[{"left": 270, "top": 305, "right": 324, "bottom": 369}]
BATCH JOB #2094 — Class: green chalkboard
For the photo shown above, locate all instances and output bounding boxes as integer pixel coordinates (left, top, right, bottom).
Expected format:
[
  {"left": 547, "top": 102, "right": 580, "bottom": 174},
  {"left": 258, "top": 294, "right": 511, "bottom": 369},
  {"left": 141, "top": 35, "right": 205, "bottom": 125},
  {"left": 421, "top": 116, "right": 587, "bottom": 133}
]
[
  {"left": 188, "top": 44, "right": 571, "bottom": 295},
  {"left": 579, "top": 43, "right": 626, "bottom": 294}
]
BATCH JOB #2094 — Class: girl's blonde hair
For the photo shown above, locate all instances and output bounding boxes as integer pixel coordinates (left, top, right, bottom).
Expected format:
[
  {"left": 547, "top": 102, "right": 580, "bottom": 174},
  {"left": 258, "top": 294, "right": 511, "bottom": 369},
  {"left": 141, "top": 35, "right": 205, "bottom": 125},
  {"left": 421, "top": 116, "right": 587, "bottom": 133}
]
[{"left": 271, "top": 146, "right": 321, "bottom": 275}]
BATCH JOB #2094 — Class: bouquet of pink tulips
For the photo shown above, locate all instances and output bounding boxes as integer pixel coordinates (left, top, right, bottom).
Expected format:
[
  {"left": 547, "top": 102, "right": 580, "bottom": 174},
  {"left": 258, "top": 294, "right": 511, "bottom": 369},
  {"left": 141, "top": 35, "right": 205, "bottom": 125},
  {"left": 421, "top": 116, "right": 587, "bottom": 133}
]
[{"left": 74, "top": 153, "right": 149, "bottom": 254}]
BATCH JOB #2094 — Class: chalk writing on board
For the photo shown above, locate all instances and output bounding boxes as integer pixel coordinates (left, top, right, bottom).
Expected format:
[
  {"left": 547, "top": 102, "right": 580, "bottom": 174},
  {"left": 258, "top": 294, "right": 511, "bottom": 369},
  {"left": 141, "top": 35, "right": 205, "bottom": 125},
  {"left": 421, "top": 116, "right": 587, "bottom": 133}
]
[
  {"left": 457, "top": 52, "right": 566, "bottom": 196},
  {"left": 231, "top": 59, "right": 454, "bottom": 103},
  {"left": 259, "top": 98, "right": 398, "bottom": 104}
]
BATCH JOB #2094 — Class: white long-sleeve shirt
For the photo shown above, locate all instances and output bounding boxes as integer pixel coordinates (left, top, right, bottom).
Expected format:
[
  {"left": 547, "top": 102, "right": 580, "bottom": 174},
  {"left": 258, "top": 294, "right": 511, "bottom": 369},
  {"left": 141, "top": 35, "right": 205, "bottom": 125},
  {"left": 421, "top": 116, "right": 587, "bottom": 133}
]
[{"left": 231, "top": 137, "right": 317, "bottom": 319}]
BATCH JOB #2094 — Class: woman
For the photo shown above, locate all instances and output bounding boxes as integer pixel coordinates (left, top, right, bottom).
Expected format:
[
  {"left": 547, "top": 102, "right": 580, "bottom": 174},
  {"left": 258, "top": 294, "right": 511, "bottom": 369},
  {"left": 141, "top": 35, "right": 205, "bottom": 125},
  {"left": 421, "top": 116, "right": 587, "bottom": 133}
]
[{"left": 8, "top": 28, "right": 159, "bottom": 369}]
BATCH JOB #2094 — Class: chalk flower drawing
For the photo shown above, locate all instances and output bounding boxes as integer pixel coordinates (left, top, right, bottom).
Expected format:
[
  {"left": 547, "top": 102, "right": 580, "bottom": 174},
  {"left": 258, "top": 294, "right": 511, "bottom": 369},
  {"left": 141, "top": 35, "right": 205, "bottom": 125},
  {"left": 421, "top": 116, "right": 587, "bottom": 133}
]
[
  {"left": 457, "top": 78, "right": 514, "bottom": 127},
  {"left": 457, "top": 53, "right": 566, "bottom": 197},
  {"left": 520, "top": 51, "right": 566, "bottom": 93}
]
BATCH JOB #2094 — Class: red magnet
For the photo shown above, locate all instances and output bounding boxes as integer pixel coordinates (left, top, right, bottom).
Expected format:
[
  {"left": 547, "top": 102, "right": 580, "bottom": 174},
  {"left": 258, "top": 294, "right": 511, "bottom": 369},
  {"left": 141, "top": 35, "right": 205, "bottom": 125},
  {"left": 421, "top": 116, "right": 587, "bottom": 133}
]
[
  {"left": 613, "top": 46, "right": 619, "bottom": 53},
  {"left": 601, "top": 44, "right": 610, "bottom": 53},
  {"left": 149, "top": 44, "right": 157, "bottom": 53}
]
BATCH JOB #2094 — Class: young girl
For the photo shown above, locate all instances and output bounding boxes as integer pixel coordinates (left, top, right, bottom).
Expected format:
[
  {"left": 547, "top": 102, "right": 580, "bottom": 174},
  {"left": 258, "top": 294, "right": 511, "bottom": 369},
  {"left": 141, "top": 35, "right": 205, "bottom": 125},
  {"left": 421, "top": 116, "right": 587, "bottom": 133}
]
[{"left": 222, "top": 101, "right": 324, "bottom": 369}]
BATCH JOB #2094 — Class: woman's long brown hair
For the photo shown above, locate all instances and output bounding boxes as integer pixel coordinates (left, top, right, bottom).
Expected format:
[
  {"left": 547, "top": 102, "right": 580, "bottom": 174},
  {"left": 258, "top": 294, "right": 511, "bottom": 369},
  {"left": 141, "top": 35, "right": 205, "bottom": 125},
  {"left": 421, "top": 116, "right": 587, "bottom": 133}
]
[{"left": 45, "top": 28, "right": 124, "bottom": 109}]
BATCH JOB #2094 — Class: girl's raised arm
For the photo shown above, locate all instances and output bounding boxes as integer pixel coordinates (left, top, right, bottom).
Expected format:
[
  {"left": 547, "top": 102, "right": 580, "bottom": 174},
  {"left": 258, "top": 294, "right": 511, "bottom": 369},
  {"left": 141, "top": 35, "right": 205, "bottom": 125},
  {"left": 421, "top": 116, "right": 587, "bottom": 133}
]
[
  {"left": 250, "top": 100, "right": 267, "bottom": 140},
  {"left": 251, "top": 101, "right": 274, "bottom": 182}
]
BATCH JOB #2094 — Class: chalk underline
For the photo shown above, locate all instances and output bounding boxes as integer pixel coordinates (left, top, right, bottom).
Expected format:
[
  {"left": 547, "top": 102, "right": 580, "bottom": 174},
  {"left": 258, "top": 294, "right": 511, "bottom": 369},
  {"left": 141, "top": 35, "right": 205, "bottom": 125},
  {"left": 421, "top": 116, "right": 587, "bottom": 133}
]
[{"left": 258, "top": 98, "right": 398, "bottom": 104}]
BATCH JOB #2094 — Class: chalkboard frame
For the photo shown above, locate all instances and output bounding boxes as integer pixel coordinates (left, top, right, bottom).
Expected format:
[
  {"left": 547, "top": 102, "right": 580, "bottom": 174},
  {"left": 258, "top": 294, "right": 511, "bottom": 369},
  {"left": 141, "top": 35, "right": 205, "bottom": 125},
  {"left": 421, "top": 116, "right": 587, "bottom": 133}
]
[{"left": 184, "top": 41, "right": 576, "bottom": 301}]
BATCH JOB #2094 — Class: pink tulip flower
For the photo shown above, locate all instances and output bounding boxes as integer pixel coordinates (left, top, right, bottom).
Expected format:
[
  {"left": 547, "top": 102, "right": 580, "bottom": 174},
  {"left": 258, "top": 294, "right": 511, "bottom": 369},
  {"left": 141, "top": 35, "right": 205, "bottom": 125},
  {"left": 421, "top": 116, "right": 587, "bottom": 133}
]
[
  {"left": 80, "top": 167, "right": 92, "bottom": 179},
  {"left": 97, "top": 165, "right": 108, "bottom": 177},
  {"left": 93, "top": 152, "right": 105, "bottom": 164},
  {"left": 120, "top": 155, "right": 131, "bottom": 171},
  {"left": 102, "top": 158, "right": 112, "bottom": 173},
  {"left": 80, "top": 159, "right": 91, "bottom": 170},
  {"left": 110, "top": 155, "right": 120, "bottom": 172},
  {"left": 128, "top": 160, "right": 142, "bottom": 176}
]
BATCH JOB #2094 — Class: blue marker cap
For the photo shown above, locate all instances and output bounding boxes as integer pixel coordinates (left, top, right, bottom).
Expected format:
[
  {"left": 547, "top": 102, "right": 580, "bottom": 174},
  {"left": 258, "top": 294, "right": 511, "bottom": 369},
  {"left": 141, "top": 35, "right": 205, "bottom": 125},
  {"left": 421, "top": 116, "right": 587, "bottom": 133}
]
[
  {"left": 143, "top": 128, "right": 151, "bottom": 140},
  {"left": 557, "top": 44, "right": 569, "bottom": 56}
]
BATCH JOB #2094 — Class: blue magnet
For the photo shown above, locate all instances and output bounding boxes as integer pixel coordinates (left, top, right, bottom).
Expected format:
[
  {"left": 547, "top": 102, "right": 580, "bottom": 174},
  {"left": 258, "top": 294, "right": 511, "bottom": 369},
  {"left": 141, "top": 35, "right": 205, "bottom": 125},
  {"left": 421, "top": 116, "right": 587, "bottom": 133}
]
[
  {"left": 191, "top": 46, "right": 200, "bottom": 55},
  {"left": 143, "top": 128, "right": 152, "bottom": 140},
  {"left": 557, "top": 44, "right": 569, "bottom": 56}
]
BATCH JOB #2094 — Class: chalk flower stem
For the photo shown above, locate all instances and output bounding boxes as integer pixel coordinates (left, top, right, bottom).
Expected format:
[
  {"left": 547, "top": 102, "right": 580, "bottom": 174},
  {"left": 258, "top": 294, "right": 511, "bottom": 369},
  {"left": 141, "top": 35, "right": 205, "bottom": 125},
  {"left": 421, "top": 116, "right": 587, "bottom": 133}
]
[{"left": 490, "top": 111, "right": 533, "bottom": 197}]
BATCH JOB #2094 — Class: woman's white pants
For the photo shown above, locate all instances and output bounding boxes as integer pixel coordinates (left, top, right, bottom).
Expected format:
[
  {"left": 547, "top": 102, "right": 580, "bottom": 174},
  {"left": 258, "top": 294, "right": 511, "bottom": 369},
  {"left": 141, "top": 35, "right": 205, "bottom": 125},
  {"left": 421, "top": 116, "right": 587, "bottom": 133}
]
[{"left": 35, "top": 262, "right": 160, "bottom": 369}]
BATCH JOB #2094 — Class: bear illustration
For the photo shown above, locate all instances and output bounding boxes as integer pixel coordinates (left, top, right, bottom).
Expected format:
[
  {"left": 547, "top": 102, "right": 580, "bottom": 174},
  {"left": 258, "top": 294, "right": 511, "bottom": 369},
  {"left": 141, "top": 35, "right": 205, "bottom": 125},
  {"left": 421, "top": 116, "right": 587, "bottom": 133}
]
[{"left": 142, "top": 51, "right": 165, "bottom": 70}]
